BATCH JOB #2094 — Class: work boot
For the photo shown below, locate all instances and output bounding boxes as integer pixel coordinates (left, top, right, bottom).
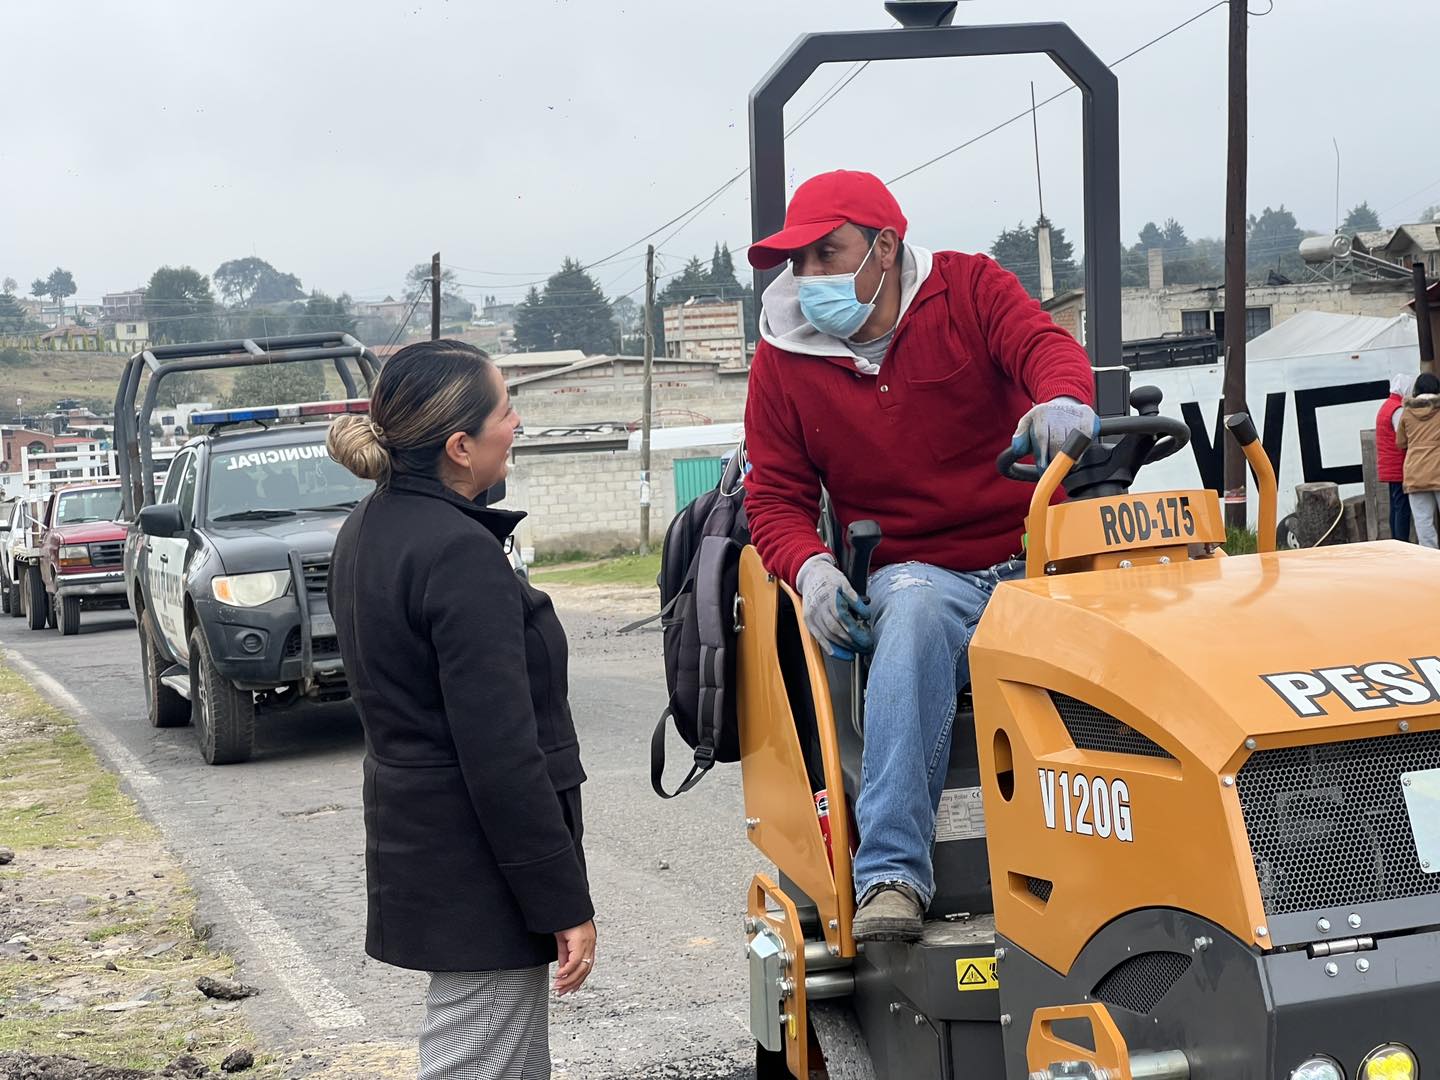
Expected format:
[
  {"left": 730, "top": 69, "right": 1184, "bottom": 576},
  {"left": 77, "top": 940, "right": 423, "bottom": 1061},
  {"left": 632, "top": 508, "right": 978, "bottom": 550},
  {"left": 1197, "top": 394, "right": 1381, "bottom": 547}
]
[{"left": 852, "top": 883, "right": 923, "bottom": 943}]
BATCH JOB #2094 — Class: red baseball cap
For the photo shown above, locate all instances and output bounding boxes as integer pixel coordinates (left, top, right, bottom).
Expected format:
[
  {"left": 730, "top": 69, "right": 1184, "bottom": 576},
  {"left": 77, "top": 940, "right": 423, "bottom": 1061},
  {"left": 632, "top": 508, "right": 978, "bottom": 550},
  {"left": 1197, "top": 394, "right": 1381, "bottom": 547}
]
[{"left": 747, "top": 170, "right": 908, "bottom": 270}]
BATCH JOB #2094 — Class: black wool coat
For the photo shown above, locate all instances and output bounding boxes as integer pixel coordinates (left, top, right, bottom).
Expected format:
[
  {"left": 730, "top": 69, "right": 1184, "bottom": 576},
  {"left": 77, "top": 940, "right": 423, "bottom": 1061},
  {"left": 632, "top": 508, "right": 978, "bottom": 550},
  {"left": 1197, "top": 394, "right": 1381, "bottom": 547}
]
[{"left": 330, "top": 472, "right": 592, "bottom": 972}]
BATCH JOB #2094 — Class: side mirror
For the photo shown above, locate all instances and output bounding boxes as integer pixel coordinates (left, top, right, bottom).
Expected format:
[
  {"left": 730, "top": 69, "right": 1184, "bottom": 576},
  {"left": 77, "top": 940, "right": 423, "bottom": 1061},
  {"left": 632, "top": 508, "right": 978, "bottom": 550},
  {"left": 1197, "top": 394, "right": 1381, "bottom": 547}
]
[{"left": 138, "top": 503, "right": 185, "bottom": 539}]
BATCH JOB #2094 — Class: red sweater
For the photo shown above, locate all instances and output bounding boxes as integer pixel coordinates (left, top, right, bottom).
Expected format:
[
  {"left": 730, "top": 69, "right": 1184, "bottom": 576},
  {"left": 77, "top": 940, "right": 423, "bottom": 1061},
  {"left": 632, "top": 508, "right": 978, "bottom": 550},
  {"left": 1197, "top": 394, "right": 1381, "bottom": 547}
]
[
  {"left": 1377, "top": 394, "right": 1406, "bottom": 483},
  {"left": 744, "top": 251, "right": 1095, "bottom": 586}
]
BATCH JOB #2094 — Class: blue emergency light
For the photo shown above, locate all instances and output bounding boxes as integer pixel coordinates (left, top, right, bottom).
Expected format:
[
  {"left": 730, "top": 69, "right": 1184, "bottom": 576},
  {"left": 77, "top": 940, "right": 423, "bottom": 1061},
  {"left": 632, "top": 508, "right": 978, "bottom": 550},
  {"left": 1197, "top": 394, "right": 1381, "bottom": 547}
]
[{"left": 187, "top": 399, "right": 370, "bottom": 427}]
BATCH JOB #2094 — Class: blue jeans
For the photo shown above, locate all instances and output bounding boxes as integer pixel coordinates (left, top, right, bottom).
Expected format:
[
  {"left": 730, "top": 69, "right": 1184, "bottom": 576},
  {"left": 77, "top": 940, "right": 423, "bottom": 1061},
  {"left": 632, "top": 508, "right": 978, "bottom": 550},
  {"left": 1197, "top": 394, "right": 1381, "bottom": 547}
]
[{"left": 851, "top": 558, "right": 1025, "bottom": 907}]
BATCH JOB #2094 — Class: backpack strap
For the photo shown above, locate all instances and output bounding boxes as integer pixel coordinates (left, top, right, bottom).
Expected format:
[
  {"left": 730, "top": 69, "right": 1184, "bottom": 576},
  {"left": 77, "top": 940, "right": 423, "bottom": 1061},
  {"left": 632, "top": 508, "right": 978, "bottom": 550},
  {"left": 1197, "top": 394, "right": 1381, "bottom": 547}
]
[
  {"left": 650, "top": 535, "right": 736, "bottom": 799},
  {"left": 651, "top": 703, "right": 710, "bottom": 799},
  {"left": 618, "top": 590, "right": 680, "bottom": 635}
]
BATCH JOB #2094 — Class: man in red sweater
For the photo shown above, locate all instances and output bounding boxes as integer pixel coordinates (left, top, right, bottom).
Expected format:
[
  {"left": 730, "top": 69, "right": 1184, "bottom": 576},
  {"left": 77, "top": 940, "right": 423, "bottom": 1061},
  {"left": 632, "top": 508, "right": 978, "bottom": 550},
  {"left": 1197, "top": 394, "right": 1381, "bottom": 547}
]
[{"left": 743, "top": 170, "right": 1096, "bottom": 942}]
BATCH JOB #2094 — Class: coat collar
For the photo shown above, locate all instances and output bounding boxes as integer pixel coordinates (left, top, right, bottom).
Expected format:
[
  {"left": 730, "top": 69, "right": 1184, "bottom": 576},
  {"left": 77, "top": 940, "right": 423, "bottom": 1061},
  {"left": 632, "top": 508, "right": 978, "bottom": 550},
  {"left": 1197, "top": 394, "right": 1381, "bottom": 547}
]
[{"left": 385, "top": 472, "right": 526, "bottom": 543}]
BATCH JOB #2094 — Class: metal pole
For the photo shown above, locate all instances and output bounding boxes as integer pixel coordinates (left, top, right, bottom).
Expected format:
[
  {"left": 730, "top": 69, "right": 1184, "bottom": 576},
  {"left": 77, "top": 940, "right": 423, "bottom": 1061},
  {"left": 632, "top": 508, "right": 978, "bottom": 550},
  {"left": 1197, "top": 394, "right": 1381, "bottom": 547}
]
[
  {"left": 639, "top": 245, "right": 656, "bottom": 554},
  {"left": 431, "top": 252, "right": 441, "bottom": 341},
  {"left": 1416, "top": 262, "right": 1436, "bottom": 375},
  {"left": 1222, "top": 0, "right": 1249, "bottom": 530}
]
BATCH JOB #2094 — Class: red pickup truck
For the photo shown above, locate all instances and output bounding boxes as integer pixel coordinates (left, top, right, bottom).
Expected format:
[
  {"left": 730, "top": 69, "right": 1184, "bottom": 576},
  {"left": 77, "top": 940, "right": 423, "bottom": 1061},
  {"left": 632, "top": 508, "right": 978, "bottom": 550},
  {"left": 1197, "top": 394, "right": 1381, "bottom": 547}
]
[{"left": 18, "top": 481, "right": 130, "bottom": 636}]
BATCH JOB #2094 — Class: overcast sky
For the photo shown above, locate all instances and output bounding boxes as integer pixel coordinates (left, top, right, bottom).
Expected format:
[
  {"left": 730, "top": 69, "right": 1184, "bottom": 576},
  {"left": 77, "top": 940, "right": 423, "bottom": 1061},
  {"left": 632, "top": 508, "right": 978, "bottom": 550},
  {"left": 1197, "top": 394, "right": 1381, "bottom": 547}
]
[{"left": 2, "top": 0, "right": 1434, "bottom": 314}]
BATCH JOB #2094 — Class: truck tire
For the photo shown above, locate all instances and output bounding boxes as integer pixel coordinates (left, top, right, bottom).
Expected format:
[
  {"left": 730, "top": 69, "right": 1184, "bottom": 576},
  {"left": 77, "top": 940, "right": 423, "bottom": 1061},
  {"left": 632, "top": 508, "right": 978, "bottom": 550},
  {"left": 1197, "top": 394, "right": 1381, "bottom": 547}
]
[
  {"left": 25, "top": 567, "right": 46, "bottom": 631},
  {"left": 1, "top": 575, "right": 10, "bottom": 615},
  {"left": 189, "top": 627, "right": 254, "bottom": 765},
  {"left": 141, "top": 615, "right": 189, "bottom": 728},
  {"left": 8, "top": 577, "right": 21, "bottom": 618},
  {"left": 57, "top": 594, "right": 81, "bottom": 637}
]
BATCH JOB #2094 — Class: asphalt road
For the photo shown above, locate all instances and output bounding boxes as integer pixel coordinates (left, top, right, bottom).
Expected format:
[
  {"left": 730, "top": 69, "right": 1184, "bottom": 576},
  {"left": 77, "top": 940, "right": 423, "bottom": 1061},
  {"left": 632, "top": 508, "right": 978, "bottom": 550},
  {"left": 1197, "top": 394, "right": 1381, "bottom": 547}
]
[{"left": 0, "top": 594, "right": 763, "bottom": 1079}]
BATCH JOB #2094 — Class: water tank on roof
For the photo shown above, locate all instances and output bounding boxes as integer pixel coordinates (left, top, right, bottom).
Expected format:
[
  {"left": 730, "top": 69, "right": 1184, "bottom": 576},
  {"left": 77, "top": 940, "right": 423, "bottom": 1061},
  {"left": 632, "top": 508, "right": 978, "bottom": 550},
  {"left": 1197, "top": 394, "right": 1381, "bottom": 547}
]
[{"left": 1300, "top": 234, "right": 1352, "bottom": 263}]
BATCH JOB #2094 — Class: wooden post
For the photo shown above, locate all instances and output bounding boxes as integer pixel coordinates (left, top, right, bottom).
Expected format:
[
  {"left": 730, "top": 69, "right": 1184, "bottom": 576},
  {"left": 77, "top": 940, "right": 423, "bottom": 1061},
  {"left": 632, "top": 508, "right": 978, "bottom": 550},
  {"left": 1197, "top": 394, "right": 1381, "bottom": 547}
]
[
  {"left": 1360, "top": 429, "right": 1388, "bottom": 540},
  {"left": 431, "top": 252, "right": 441, "bottom": 341},
  {"left": 1222, "top": 0, "right": 1249, "bottom": 530},
  {"left": 639, "top": 245, "right": 656, "bottom": 554}
]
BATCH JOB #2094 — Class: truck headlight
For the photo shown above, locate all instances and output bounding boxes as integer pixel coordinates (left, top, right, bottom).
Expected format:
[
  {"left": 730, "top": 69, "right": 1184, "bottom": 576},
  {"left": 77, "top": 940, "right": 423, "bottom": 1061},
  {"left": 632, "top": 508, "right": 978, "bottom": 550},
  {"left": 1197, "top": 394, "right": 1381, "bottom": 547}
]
[
  {"left": 1291, "top": 1057, "right": 1344, "bottom": 1080},
  {"left": 1362, "top": 1045, "right": 1417, "bottom": 1080},
  {"left": 212, "top": 571, "right": 290, "bottom": 608},
  {"left": 58, "top": 544, "right": 90, "bottom": 569}
]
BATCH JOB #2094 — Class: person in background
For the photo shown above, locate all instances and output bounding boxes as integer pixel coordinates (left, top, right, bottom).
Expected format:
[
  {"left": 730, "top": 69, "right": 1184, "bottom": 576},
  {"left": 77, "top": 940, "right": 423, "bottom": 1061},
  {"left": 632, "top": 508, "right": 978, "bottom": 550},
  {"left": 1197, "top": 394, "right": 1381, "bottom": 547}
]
[
  {"left": 1398, "top": 371, "right": 1440, "bottom": 550},
  {"left": 1376, "top": 372, "right": 1413, "bottom": 542},
  {"left": 328, "top": 340, "right": 595, "bottom": 1080}
]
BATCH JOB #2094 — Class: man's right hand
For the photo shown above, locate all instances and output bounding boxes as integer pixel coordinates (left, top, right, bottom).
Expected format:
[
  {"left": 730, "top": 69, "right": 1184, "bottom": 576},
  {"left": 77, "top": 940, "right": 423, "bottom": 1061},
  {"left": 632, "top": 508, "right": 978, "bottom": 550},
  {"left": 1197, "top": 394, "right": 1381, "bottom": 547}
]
[{"left": 796, "top": 556, "right": 875, "bottom": 660}]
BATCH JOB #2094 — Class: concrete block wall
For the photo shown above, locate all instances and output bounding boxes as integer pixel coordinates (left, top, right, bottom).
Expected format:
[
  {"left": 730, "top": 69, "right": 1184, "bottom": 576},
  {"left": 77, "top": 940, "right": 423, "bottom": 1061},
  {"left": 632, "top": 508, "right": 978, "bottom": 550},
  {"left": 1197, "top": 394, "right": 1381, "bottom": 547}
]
[{"left": 500, "top": 446, "right": 728, "bottom": 559}]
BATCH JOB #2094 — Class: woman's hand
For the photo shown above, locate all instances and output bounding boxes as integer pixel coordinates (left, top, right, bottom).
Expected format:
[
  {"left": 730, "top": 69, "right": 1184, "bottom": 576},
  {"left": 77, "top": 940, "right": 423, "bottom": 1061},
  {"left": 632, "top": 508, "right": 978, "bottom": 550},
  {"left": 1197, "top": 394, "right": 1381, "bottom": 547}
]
[{"left": 553, "top": 920, "right": 596, "bottom": 996}]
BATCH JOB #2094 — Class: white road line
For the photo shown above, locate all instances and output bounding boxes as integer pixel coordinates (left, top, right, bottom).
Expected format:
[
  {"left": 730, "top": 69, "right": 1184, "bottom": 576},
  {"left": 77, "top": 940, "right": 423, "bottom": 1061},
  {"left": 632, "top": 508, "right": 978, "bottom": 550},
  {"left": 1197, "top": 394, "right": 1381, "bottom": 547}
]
[{"left": 4, "top": 647, "right": 366, "bottom": 1031}]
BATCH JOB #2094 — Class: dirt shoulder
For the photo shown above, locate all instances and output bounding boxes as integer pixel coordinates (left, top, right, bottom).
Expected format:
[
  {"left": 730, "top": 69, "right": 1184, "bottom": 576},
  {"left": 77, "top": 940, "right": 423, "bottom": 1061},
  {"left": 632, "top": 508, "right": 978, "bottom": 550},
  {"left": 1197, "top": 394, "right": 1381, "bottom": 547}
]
[{"left": 0, "top": 661, "right": 274, "bottom": 1079}]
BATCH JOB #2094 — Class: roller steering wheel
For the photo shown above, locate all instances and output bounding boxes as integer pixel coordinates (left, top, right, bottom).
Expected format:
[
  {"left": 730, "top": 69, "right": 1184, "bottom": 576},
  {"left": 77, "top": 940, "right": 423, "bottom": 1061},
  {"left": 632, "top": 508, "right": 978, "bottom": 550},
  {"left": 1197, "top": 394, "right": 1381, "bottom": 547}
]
[{"left": 995, "top": 391, "right": 1190, "bottom": 484}]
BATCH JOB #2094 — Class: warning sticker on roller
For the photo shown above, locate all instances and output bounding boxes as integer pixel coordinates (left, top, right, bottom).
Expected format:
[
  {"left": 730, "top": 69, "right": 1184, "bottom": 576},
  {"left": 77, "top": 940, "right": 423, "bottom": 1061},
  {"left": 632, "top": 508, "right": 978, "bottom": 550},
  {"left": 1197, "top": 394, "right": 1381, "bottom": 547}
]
[
  {"left": 934, "top": 786, "right": 986, "bottom": 843},
  {"left": 956, "top": 957, "right": 999, "bottom": 992}
]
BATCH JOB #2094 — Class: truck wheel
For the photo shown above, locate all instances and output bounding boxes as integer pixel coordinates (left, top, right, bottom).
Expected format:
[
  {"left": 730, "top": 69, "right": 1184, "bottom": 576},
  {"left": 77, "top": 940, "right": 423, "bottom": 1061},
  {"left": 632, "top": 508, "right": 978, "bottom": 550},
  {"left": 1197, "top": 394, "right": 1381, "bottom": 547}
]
[
  {"left": 141, "top": 616, "right": 189, "bottom": 728},
  {"left": 8, "top": 578, "right": 21, "bottom": 618},
  {"left": 1, "top": 575, "right": 10, "bottom": 615},
  {"left": 25, "top": 567, "right": 46, "bottom": 631},
  {"left": 57, "top": 595, "right": 81, "bottom": 637},
  {"left": 189, "top": 627, "right": 254, "bottom": 765}
]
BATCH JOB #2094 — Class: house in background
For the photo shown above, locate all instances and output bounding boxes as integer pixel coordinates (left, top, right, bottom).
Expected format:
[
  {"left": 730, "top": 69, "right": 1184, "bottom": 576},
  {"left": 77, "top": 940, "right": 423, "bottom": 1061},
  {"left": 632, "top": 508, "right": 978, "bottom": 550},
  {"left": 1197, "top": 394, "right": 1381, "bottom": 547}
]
[{"left": 1353, "top": 224, "right": 1440, "bottom": 277}]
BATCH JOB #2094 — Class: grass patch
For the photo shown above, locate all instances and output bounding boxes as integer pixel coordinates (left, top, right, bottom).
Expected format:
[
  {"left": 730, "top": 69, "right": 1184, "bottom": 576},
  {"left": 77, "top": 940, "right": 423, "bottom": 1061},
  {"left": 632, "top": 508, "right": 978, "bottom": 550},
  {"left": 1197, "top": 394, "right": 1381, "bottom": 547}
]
[
  {"left": 1225, "top": 526, "right": 1259, "bottom": 555},
  {"left": 530, "top": 552, "right": 662, "bottom": 589},
  {"left": 0, "top": 658, "right": 267, "bottom": 1074}
]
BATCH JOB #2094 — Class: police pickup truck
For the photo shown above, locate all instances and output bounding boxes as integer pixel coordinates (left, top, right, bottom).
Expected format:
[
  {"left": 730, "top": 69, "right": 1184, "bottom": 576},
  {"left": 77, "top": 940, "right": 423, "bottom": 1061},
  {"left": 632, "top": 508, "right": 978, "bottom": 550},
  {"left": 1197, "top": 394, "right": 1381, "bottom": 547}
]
[{"left": 128, "top": 399, "right": 375, "bottom": 764}]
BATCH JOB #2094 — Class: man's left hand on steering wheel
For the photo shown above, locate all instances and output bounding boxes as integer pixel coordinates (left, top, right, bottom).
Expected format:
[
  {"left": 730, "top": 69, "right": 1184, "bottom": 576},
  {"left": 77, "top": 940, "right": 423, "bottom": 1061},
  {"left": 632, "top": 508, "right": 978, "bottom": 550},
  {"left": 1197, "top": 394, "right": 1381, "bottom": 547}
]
[{"left": 1011, "top": 397, "right": 1100, "bottom": 470}]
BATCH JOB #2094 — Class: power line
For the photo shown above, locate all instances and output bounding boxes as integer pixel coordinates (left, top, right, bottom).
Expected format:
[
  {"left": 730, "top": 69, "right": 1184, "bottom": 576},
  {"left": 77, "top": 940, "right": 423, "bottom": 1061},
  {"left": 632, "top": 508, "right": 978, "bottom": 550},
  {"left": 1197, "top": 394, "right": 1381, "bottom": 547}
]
[{"left": 887, "top": 1, "right": 1228, "bottom": 186}]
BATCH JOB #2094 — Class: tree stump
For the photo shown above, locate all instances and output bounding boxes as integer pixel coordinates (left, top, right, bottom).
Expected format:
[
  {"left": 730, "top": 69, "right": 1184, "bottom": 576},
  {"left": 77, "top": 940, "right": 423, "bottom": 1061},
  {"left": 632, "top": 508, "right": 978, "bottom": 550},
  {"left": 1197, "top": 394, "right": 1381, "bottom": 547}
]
[{"left": 1295, "top": 482, "right": 1345, "bottom": 546}]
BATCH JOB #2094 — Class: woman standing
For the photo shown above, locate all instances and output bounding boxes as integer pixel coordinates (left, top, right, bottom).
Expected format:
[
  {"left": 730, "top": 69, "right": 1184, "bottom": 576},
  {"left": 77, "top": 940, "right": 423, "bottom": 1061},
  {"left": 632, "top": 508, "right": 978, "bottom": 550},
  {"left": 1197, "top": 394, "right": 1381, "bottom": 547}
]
[
  {"left": 328, "top": 340, "right": 595, "bottom": 1079},
  {"left": 1398, "top": 371, "right": 1440, "bottom": 550}
]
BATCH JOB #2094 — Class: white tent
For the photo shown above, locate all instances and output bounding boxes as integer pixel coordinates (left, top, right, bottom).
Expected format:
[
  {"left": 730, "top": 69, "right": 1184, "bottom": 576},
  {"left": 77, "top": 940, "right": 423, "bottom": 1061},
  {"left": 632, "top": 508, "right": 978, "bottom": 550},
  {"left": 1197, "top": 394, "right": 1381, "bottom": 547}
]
[
  {"left": 1131, "top": 311, "right": 1420, "bottom": 525},
  {"left": 1245, "top": 311, "right": 1418, "bottom": 363}
]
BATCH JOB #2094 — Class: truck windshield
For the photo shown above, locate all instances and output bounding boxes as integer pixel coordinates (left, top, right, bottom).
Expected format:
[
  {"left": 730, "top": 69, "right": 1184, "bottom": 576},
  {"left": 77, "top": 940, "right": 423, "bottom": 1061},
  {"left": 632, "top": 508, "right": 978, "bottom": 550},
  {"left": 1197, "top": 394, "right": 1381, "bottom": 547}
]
[
  {"left": 55, "top": 488, "right": 122, "bottom": 525},
  {"left": 207, "top": 441, "right": 373, "bottom": 523}
]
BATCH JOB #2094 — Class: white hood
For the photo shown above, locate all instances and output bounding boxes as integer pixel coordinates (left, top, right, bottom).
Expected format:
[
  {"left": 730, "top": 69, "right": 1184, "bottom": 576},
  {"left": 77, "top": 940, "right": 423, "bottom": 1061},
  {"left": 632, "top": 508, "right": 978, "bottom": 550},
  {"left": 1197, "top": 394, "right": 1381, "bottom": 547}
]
[
  {"left": 758, "top": 243, "right": 934, "bottom": 363},
  {"left": 1393, "top": 372, "right": 1416, "bottom": 397}
]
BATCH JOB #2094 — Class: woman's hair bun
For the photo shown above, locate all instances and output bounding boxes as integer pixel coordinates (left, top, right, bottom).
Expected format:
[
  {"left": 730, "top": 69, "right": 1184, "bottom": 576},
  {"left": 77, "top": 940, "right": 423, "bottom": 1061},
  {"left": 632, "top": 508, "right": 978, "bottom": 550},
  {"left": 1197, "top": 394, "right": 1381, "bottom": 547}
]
[{"left": 327, "top": 414, "right": 391, "bottom": 482}]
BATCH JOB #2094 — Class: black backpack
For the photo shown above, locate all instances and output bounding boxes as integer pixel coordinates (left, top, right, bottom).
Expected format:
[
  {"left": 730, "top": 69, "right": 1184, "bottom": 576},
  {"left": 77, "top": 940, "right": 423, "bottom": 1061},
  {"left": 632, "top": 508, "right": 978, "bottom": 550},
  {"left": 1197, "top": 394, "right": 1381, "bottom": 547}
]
[{"left": 648, "top": 446, "right": 750, "bottom": 798}]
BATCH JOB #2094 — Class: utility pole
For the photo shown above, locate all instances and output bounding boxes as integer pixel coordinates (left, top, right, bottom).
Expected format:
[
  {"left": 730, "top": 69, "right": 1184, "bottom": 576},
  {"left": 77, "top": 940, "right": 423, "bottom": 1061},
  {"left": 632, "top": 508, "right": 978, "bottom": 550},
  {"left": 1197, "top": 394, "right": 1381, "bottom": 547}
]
[
  {"left": 1222, "top": 0, "right": 1249, "bottom": 531},
  {"left": 430, "top": 252, "right": 441, "bottom": 341},
  {"left": 1031, "top": 81, "right": 1055, "bottom": 303},
  {"left": 639, "top": 245, "right": 656, "bottom": 554}
]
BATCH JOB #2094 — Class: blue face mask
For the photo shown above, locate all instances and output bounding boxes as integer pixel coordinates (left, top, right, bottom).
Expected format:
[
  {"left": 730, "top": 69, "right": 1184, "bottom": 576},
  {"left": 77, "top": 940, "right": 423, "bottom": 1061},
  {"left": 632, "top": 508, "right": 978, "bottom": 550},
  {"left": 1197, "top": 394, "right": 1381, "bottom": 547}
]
[{"left": 796, "top": 239, "right": 886, "bottom": 340}]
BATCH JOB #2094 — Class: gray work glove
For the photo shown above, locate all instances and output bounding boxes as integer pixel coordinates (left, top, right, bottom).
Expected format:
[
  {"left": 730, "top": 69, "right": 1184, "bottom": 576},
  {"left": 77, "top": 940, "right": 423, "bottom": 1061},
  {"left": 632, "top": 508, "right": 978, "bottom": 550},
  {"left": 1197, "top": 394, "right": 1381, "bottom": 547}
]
[
  {"left": 796, "top": 555, "right": 875, "bottom": 661},
  {"left": 1011, "top": 396, "right": 1100, "bottom": 469}
]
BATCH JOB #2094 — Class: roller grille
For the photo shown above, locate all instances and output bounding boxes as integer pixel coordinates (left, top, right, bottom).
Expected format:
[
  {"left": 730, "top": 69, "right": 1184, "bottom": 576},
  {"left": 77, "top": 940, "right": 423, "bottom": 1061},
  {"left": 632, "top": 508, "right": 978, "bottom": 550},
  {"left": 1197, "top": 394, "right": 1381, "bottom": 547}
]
[
  {"left": 1237, "top": 730, "right": 1440, "bottom": 915},
  {"left": 1092, "top": 951, "right": 1192, "bottom": 1014},
  {"left": 1050, "top": 693, "right": 1174, "bottom": 760}
]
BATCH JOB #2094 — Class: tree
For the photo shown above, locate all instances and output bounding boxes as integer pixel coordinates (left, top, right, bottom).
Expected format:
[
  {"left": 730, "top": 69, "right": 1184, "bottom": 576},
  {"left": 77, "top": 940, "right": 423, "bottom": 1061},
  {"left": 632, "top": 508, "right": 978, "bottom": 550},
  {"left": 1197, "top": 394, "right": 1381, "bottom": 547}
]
[
  {"left": 151, "top": 372, "right": 216, "bottom": 409},
  {"left": 213, "top": 256, "right": 305, "bottom": 307},
  {"left": 0, "top": 292, "right": 27, "bottom": 333},
  {"left": 611, "top": 295, "right": 642, "bottom": 352},
  {"left": 304, "top": 290, "right": 358, "bottom": 335},
  {"left": 225, "top": 360, "right": 326, "bottom": 408},
  {"left": 144, "top": 266, "right": 218, "bottom": 344},
  {"left": 1342, "top": 202, "right": 1381, "bottom": 233},
  {"left": 513, "top": 260, "right": 616, "bottom": 354},
  {"left": 1419, "top": 204, "right": 1440, "bottom": 225},
  {"left": 34, "top": 268, "right": 77, "bottom": 315},
  {"left": 1, "top": 277, "right": 15, "bottom": 295},
  {"left": 1247, "top": 205, "right": 1307, "bottom": 281},
  {"left": 988, "top": 218, "right": 1081, "bottom": 298},
  {"left": 404, "top": 262, "right": 474, "bottom": 323}
]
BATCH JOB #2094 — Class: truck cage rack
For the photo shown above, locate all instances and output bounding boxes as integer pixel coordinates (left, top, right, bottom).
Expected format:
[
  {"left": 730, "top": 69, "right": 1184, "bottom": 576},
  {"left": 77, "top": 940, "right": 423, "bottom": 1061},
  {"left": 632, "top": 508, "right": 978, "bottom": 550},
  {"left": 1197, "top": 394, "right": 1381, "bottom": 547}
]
[{"left": 113, "top": 333, "right": 380, "bottom": 519}]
